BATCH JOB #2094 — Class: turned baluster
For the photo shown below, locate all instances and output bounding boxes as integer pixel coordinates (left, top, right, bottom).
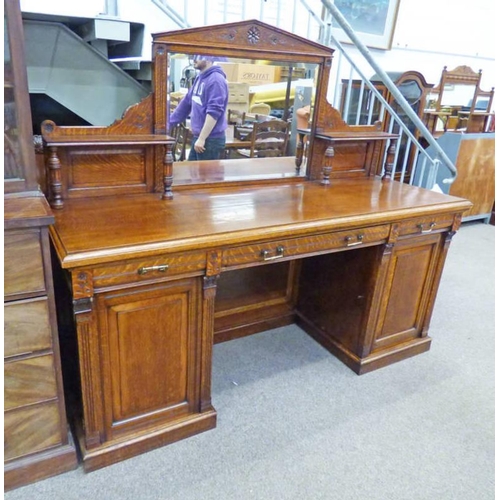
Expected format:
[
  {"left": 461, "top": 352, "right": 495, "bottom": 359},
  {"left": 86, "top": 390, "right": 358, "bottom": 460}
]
[
  {"left": 382, "top": 138, "right": 397, "bottom": 181},
  {"left": 295, "top": 132, "right": 305, "bottom": 173},
  {"left": 47, "top": 145, "right": 64, "bottom": 209},
  {"left": 162, "top": 143, "right": 174, "bottom": 200},
  {"left": 321, "top": 145, "right": 335, "bottom": 185}
]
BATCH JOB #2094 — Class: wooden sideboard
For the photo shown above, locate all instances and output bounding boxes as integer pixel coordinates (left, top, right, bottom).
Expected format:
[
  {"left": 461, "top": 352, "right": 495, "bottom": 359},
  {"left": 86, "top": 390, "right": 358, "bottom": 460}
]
[
  {"left": 48, "top": 178, "right": 470, "bottom": 471},
  {"left": 37, "top": 19, "right": 471, "bottom": 474}
]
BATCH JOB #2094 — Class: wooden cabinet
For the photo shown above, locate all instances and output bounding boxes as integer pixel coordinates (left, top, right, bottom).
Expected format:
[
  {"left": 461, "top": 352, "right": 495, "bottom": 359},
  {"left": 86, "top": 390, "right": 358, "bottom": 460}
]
[
  {"left": 295, "top": 217, "right": 456, "bottom": 374},
  {"left": 372, "top": 233, "right": 445, "bottom": 352},
  {"left": 4, "top": 0, "right": 77, "bottom": 490},
  {"left": 48, "top": 181, "right": 469, "bottom": 471},
  {"left": 340, "top": 71, "right": 433, "bottom": 129},
  {"left": 38, "top": 19, "right": 471, "bottom": 474},
  {"left": 4, "top": 208, "right": 78, "bottom": 490},
  {"left": 53, "top": 262, "right": 216, "bottom": 471}
]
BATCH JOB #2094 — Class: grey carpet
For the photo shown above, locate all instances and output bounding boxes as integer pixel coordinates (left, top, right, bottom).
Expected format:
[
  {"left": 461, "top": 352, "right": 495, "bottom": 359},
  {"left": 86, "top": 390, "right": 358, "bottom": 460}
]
[{"left": 5, "top": 221, "right": 495, "bottom": 500}]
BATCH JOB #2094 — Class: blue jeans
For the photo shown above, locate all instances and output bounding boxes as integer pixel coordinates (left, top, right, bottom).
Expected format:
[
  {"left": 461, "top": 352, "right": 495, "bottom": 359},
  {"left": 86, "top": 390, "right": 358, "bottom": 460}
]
[{"left": 188, "top": 136, "right": 226, "bottom": 161}]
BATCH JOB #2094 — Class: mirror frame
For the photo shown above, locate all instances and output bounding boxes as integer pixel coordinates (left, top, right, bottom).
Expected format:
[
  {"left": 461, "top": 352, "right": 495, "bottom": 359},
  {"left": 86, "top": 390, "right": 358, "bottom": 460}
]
[{"left": 151, "top": 19, "right": 334, "bottom": 179}]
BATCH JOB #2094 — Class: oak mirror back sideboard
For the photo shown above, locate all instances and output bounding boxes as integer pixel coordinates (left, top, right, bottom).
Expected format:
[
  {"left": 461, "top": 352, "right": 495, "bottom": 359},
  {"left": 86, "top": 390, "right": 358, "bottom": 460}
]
[{"left": 38, "top": 19, "right": 471, "bottom": 474}]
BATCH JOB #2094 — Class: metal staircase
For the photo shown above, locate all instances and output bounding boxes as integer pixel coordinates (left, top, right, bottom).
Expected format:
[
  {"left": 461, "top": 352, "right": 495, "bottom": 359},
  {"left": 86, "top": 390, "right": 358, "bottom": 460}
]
[{"left": 23, "top": 19, "right": 149, "bottom": 128}]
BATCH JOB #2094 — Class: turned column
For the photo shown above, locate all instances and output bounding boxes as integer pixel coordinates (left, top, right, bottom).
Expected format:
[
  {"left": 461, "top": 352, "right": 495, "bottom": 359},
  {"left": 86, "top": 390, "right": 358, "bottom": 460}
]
[
  {"left": 47, "top": 145, "right": 64, "bottom": 209},
  {"left": 321, "top": 145, "right": 335, "bottom": 185},
  {"left": 382, "top": 138, "right": 398, "bottom": 181},
  {"left": 162, "top": 143, "right": 174, "bottom": 200},
  {"left": 295, "top": 131, "right": 305, "bottom": 173}
]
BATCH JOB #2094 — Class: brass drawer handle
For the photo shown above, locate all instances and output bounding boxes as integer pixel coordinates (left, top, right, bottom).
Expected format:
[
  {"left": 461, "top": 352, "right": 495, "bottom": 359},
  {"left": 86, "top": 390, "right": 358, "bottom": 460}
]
[
  {"left": 345, "top": 234, "right": 364, "bottom": 247},
  {"left": 138, "top": 264, "right": 169, "bottom": 275},
  {"left": 418, "top": 222, "right": 436, "bottom": 233},
  {"left": 261, "top": 246, "right": 285, "bottom": 261}
]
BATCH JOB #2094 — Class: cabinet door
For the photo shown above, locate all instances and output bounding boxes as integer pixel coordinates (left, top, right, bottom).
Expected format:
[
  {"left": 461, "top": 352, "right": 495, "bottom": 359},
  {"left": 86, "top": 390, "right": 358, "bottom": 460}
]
[
  {"left": 96, "top": 278, "right": 202, "bottom": 442},
  {"left": 373, "top": 233, "right": 443, "bottom": 351}
]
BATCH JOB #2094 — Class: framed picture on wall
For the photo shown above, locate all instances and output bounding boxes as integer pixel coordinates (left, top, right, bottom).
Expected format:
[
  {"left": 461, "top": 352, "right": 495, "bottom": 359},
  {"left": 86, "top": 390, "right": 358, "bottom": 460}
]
[{"left": 330, "top": 0, "right": 401, "bottom": 50}]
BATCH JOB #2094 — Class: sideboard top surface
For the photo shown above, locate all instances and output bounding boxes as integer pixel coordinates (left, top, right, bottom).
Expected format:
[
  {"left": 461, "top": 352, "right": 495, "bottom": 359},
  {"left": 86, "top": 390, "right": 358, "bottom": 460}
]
[{"left": 50, "top": 178, "right": 471, "bottom": 268}]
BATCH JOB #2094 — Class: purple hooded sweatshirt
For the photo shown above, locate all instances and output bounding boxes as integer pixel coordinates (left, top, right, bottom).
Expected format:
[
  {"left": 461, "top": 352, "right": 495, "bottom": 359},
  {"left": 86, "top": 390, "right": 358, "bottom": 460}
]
[{"left": 169, "top": 65, "right": 228, "bottom": 139}]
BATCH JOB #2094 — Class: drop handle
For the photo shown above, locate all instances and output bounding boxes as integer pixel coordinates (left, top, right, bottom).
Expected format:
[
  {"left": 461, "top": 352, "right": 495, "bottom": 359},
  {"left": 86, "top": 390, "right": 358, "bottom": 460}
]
[
  {"left": 345, "top": 234, "right": 364, "bottom": 247},
  {"left": 137, "top": 264, "right": 169, "bottom": 275},
  {"left": 418, "top": 222, "right": 436, "bottom": 233},
  {"left": 261, "top": 246, "right": 285, "bottom": 261}
]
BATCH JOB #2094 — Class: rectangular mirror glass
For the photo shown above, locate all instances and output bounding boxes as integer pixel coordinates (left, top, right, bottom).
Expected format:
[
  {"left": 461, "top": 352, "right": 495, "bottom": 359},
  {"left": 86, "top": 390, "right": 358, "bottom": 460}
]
[{"left": 168, "top": 53, "right": 319, "bottom": 185}]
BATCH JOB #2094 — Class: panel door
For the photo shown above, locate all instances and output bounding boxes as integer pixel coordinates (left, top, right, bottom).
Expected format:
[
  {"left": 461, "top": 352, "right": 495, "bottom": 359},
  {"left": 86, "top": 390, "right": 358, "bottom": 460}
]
[
  {"left": 95, "top": 278, "right": 202, "bottom": 442},
  {"left": 373, "top": 233, "right": 443, "bottom": 351}
]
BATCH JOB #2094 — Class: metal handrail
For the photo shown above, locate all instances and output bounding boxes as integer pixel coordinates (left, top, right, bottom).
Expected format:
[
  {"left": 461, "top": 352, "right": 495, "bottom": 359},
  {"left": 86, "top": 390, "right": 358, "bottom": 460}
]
[
  {"left": 320, "top": 0, "right": 457, "bottom": 184},
  {"left": 329, "top": 37, "right": 442, "bottom": 187},
  {"left": 151, "top": 0, "right": 190, "bottom": 29}
]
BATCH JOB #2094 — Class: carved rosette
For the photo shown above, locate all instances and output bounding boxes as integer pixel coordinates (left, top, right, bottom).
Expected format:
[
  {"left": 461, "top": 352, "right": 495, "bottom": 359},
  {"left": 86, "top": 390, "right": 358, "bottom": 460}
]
[{"left": 247, "top": 26, "right": 260, "bottom": 44}]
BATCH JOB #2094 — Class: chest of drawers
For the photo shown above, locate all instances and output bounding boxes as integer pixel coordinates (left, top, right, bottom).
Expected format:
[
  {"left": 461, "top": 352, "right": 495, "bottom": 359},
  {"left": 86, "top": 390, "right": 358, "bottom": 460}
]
[{"left": 4, "top": 196, "right": 77, "bottom": 491}]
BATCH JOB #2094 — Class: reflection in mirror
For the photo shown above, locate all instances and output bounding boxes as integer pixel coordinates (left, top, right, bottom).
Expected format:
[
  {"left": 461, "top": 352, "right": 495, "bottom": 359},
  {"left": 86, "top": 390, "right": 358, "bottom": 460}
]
[
  {"left": 169, "top": 53, "right": 318, "bottom": 185},
  {"left": 440, "top": 85, "right": 476, "bottom": 108}
]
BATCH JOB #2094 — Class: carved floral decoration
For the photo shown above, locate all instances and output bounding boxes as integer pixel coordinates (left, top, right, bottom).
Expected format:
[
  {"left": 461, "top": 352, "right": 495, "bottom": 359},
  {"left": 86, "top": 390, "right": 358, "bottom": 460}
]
[{"left": 247, "top": 26, "right": 260, "bottom": 44}]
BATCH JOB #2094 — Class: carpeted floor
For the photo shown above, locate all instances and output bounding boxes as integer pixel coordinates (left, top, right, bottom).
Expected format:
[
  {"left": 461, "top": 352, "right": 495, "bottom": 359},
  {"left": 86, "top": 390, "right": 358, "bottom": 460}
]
[{"left": 5, "top": 221, "right": 495, "bottom": 500}]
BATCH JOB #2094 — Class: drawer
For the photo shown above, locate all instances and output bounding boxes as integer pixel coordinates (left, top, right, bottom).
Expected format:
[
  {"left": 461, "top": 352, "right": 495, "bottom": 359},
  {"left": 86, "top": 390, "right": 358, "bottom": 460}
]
[
  {"left": 398, "top": 214, "right": 454, "bottom": 237},
  {"left": 92, "top": 250, "right": 207, "bottom": 289},
  {"left": 4, "top": 229, "right": 46, "bottom": 298},
  {"left": 222, "top": 225, "right": 390, "bottom": 268},
  {"left": 4, "top": 402, "right": 62, "bottom": 461},
  {"left": 4, "top": 297, "right": 53, "bottom": 358},
  {"left": 4, "top": 354, "right": 58, "bottom": 410}
]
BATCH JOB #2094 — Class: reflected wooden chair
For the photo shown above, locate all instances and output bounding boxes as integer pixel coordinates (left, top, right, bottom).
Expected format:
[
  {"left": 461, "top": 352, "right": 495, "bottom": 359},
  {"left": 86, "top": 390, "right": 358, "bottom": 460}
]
[
  {"left": 228, "top": 109, "right": 252, "bottom": 140},
  {"left": 237, "top": 119, "right": 290, "bottom": 158},
  {"left": 171, "top": 123, "right": 192, "bottom": 161},
  {"left": 423, "top": 65, "right": 492, "bottom": 135}
]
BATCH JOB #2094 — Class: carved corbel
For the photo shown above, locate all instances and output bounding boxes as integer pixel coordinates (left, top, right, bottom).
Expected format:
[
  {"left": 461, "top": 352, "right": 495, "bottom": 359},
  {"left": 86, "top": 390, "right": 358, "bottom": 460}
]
[{"left": 200, "top": 249, "right": 223, "bottom": 412}]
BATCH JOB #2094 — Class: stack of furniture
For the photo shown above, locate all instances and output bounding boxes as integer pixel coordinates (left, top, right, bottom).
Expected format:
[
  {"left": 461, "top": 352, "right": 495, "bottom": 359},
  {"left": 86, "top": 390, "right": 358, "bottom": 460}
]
[
  {"left": 37, "top": 19, "right": 470, "bottom": 475},
  {"left": 417, "top": 65, "right": 495, "bottom": 222},
  {"left": 4, "top": 0, "right": 77, "bottom": 490},
  {"left": 423, "top": 65, "right": 495, "bottom": 136}
]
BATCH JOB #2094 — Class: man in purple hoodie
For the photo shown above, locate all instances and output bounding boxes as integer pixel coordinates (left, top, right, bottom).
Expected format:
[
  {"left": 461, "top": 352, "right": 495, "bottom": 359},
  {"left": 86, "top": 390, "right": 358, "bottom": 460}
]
[{"left": 169, "top": 55, "right": 229, "bottom": 160}]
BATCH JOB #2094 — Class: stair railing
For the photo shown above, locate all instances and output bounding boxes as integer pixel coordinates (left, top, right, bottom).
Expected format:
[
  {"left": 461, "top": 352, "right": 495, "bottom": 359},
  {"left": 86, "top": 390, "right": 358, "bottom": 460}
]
[{"left": 320, "top": 0, "right": 457, "bottom": 186}]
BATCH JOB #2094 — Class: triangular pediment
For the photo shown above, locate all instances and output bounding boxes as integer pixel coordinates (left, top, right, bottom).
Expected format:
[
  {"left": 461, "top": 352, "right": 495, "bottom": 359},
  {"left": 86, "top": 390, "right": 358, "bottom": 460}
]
[{"left": 153, "top": 19, "right": 332, "bottom": 60}]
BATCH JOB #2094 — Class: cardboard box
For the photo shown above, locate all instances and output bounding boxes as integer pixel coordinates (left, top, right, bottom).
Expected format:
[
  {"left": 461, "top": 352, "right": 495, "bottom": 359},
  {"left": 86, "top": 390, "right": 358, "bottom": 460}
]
[
  {"left": 228, "top": 82, "right": 249, "bottom": 104},
  {"left": 219, "top": 63, "right": 278, "bottom": 86},
  {"left": 227, "top": 82, "right": 249, "bottom": 113}
]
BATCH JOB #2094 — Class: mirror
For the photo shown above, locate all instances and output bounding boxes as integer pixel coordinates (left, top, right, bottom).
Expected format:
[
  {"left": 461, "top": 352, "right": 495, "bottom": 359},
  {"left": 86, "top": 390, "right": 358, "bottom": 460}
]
[
  {"left": 152, "top": 20, "right": 333, "bottom": 186},
  {"left": 168, "top": 53, "right": 318, "bottom": 184}
]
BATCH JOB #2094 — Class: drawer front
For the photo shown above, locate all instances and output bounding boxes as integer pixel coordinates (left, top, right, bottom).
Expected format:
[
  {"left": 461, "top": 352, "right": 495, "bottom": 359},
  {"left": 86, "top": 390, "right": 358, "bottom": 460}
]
[
  {"left": 4, "top": 402, "right": 62, "bottom": 461},
  {"left": 4, "top": 297, "right": 53, "bottom": 358},
  {"left": 92, "top": 251, "right": 207, "bottom": 289},
  {"left": 398, "top": 214, "right": 454, "bottom": 237},
  {"left": 4, "top": 354, "right": 58, "bottom": 410},
  {"left": 4, "top": 230, "right": 46, "bottom": 298},
  {"left": 222, "top": 225, "right": 390, "bottom": 268}
]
